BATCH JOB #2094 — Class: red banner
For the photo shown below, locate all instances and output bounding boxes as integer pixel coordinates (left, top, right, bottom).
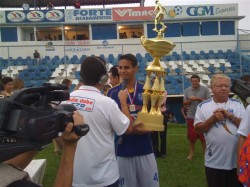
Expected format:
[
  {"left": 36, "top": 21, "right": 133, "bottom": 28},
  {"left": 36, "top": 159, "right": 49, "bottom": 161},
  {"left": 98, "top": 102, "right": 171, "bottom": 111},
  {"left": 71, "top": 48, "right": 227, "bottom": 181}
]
[{"left": 112, "top": 7, "right": 155, "bottom": 21}]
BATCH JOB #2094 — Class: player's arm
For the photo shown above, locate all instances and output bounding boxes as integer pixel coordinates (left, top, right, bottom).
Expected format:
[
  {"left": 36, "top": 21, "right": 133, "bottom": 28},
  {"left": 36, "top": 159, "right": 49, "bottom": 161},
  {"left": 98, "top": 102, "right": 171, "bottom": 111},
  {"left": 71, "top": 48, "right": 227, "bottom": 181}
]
[{"left": 118, "top": 90, "right": 147, "bottom": 134}]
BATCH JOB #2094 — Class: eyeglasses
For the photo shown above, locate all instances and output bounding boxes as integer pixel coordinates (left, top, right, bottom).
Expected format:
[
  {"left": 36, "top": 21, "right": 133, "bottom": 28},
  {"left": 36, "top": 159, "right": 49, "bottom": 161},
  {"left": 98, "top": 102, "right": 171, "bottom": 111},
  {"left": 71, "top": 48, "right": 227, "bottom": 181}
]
[{"left": 214, "top": 85, "right": 230, "bottom": 88}]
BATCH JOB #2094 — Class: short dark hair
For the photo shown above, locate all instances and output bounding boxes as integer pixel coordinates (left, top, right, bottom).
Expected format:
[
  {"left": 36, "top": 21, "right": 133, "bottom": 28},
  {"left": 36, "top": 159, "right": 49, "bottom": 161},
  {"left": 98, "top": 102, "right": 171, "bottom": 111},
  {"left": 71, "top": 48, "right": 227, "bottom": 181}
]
[
  {"left": 61, "top": 78, "right": 72, "bottom": 86},
  {"left": 80, "top": 57, "right": 107, "bottom": 86},
  {"left": 109, "top": 65, "right": 119, "bottom": 78},
  {"left": 2, "top": 77, "right": 13, "bottom": 85},
  {"left": 119, "top": 54, "right": 137, "bottom": 67},
  {"left": 240, "top": 74, "right": 250, "bottom": 82},
  {"left": 190, "top": 74, "right": 200, "bottom": 81}
]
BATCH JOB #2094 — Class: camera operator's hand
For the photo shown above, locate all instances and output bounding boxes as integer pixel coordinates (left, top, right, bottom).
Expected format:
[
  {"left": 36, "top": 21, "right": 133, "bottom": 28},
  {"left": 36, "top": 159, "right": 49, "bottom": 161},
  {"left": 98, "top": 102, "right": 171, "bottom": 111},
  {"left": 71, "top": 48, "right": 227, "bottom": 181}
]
[
  {"left": 55, "top": 110, "right": 84, "bottom": 187},
  {"left": 62, "top": 111, "right": 84, "bottom": 145}
]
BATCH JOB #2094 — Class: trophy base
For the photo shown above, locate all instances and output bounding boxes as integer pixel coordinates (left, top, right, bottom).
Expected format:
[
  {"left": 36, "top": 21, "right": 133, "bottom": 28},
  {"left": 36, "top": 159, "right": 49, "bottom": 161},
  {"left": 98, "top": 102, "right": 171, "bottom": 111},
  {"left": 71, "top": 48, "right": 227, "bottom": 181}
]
[{"left": 135, "top": 112, "right": 164, "bottom": 131}]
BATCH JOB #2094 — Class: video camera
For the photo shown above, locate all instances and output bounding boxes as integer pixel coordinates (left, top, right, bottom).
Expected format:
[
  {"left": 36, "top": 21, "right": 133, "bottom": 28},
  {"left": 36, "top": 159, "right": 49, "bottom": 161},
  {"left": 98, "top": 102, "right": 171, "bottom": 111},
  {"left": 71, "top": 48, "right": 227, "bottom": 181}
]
[
  {"left": 231, "top": 79, "right": 250, "bottom": 104},
  {"left": 0, "top": 83, "right": 89, "bottom": 162}
]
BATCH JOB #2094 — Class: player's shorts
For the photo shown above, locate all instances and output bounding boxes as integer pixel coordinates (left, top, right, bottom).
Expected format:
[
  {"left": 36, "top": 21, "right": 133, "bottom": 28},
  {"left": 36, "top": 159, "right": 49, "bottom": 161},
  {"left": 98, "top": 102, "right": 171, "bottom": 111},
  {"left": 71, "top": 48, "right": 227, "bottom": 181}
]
[
  {"left": 187, "top": 118, "right": 205, "bottom": 143},
  {"left": 117, "top": 153, "right": 159, "bottom": 187}
]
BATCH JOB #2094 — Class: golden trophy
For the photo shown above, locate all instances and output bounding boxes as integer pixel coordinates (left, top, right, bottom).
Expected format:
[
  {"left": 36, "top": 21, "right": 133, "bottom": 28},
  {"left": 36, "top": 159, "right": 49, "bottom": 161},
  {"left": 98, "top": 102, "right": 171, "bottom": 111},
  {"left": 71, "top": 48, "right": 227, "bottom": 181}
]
[{"left": 135, "top": 0, "right": 176, "bottom": 131}]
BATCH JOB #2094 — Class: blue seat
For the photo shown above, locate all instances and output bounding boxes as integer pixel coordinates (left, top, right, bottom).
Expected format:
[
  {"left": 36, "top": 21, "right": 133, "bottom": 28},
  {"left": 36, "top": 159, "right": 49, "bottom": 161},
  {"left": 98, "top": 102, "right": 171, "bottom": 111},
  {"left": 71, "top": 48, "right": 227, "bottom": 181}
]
[
  {"left": 117, "top": 54, "right": 122, "bottom": 60},
  {"left": 75, "top": 71, "right": 81, "bottom": 79},
  {"left": 219, "top": 65, "right": 226, "bottom": 73},
  {"left": 208, "top": 66, "right": 216, "bottom": 74},
  {"left": 190, "top": 51, "right": 196, "bottom": 56},
  {"left": 174, "top": 68, "right": 182, "bottom": 75},
  {"left": 218, "top": 50, "right": 223, "bottom": 54},
  {"left": 145, "top": 53, "right": 153, "bottom": 61},
  {"left": 99, "top": 54, "right": 105, "bottom": 61},
  {"left": 172, "top": 52, "right": 178, "bottom": 56},
  {"left": 163, "top": 55, "right": 171, "bottom": 61},
  {"left": 200, "top": 50, "right": 205, "bottom": 55},
  {"left": 136, "top": 53, "right": 143, "bottom": 62}
]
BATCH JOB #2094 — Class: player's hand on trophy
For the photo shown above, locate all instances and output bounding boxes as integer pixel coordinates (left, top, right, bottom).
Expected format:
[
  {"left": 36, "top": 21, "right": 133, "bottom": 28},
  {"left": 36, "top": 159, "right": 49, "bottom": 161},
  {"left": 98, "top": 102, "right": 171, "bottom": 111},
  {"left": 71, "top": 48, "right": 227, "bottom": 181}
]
[{"left": 132, "top": 122, "right": 152, "bottom": 134}]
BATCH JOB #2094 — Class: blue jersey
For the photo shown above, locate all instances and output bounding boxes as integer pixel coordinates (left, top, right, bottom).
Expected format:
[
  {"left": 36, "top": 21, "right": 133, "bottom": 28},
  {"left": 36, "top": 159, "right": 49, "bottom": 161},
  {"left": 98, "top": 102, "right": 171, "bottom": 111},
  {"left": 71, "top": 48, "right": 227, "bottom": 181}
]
[{"left": 107, "top": 82, "right": 154, "bottom": 157}]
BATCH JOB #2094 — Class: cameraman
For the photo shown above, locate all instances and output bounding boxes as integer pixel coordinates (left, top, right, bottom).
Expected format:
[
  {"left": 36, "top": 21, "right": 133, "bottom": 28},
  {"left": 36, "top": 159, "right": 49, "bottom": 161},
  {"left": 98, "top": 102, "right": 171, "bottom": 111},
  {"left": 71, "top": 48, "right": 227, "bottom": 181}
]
[{"left": 1, "top": 111, "right": 84, "bottom": 187}]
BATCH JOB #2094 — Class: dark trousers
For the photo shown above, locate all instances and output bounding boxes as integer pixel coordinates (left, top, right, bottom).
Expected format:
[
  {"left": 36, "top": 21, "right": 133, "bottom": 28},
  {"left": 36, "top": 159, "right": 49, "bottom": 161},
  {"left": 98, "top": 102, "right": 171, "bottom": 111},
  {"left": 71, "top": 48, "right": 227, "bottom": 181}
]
[
  {"left": 151, "top": 123, "right": 167, "bottom": 156},
  {"left": 205, "top": 167, "right": 243, "bottom": 187},
  {"left": 104, "top": 180, "right": 119, "bottom": 187}
]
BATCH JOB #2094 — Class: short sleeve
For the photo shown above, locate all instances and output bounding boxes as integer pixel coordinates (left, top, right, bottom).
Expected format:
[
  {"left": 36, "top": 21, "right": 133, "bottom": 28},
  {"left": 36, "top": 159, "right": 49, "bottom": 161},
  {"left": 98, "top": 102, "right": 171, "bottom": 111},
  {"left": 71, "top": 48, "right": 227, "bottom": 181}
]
[
  {"left": 109, "top": 101, "right": 130, "bottom": 136},
  {"left": 238, "top": 105, "right": 250, "bottom": 137},
  {"left": 194, "top": 104, "right": 205, "bottom": 126}
]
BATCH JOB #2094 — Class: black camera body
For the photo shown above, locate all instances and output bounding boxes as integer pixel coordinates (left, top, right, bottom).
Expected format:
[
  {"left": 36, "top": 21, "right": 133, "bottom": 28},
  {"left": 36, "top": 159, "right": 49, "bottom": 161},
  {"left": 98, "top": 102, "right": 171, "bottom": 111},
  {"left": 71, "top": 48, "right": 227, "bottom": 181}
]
[
  {"left": 231, "top": 79, "right": 250, "bottom": 104},
  {"left": 0, "top": 83, "right": 89, "bottom": 162}
]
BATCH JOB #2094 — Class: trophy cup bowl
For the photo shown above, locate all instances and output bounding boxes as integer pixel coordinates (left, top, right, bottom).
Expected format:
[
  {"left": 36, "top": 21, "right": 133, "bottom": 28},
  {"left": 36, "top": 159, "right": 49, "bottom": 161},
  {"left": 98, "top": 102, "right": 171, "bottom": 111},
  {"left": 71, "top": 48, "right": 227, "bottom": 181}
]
[
  {"left": 141, "top": 36, "right": 176, "bottom": 72},
  {"left": 141, "top": 36, "right": 175, "bottom": 58}
]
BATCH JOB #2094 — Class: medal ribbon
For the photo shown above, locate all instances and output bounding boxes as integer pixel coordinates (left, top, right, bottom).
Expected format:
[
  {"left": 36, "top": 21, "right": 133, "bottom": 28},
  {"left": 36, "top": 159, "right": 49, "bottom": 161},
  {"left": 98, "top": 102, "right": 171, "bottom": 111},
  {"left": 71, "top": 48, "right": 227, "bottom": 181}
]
[{"left": 126, "top": 81, "right": 137, "bottom": 104}]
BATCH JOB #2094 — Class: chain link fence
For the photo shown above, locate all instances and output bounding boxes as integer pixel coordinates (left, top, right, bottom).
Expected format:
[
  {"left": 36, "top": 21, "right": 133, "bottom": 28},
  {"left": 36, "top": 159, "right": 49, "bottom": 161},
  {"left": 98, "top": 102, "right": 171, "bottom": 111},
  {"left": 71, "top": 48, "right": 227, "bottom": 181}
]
[{"left": 0, "top": 35, "right": 250, "bottom": 94}]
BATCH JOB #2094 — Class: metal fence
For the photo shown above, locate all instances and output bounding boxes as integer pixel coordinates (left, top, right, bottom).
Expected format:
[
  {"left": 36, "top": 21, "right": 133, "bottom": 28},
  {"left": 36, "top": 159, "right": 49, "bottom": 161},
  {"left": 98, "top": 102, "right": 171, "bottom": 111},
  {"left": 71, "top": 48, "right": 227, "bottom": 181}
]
[{"left": 0, "top": 33, "right": 250, "bottom": 94}]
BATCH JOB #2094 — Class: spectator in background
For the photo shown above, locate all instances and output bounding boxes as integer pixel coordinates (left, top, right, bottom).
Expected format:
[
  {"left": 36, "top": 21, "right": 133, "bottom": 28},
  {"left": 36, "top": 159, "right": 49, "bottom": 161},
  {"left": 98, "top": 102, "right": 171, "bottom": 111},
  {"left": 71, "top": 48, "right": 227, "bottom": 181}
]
[
  {"left": 82, "top": 34, "right": 88, "bottom": 40},
  {"left": 232, "top": 74, "right": 250, "bottom": 108},
  {"left": 22, "top": 1, "right": 30, "bottom": 10},
  {"left": 73, "top": 0, "right": 81, "bottom": 9},
  {"left": 131, "top": 31, "right": 138, "bottom": 38},
  {"left": 168, "top": 111, "right": 178, "bottom": 124},
  {"left": 0, "top": 77, "right": 14, "bottom": 98},
  {"left": 120, "top": 32, "right": 127, "bottom": 39},
  {"left": 102, "top": 83, "right": 112, "bottom": 96},
  {"left": 194, "top": 74, "right": 245, "bottom": 187},
  {"left": 61, "top": 78, "right": 72, "bottom": 91},
  {"left": 184, "top": 74, "right": 211, "bottom": 160},
  {"left": 33, "top": 50, "right": 41, "bottom": 66},
  {"left": 47, "top": 1, "right": 54, "bottom": 10},
  {"left": 13, "top": 78, "right": 25, "bottom": 91},
  {"left": 48, "top": 34, "right": 53, "bottom": 41},
  {"left": 108, "top": 65, "right": 120, "bottom": 86}
]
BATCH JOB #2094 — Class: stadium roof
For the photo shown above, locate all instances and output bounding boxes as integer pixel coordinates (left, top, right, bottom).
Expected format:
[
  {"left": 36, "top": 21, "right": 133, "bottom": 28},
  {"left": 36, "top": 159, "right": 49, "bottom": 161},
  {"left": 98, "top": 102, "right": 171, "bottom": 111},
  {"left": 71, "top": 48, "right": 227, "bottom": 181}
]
[{"left": 0, "top": 0, "right": 144, "bottom": 8}]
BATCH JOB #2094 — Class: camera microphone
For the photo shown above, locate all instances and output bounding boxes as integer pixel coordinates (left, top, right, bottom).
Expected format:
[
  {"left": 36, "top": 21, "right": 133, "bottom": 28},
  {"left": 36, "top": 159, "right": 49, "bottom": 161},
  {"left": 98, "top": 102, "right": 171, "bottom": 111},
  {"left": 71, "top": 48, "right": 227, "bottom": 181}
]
[{"left": 122, "top": 79, "right": 128, "bottom": 90}]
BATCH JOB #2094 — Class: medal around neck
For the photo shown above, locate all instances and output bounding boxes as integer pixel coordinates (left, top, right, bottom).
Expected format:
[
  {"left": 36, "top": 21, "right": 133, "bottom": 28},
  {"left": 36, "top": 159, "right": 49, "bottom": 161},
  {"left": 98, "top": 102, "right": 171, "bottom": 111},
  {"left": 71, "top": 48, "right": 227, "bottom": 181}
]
[{"left": 135, "top": 1, "right": 175, "bottom": 131}]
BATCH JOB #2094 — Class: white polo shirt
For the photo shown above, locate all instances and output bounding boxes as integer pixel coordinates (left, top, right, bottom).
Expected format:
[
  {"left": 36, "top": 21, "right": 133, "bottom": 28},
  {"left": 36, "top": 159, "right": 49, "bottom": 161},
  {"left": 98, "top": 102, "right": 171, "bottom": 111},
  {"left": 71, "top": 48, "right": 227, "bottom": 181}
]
[
  {"left": 194, "top": 98, "right": 245, "bottom": 170},
  {"left": 64, "top": 85, "right": 129, "bottom": 187},
  {"left": 238, "top": 104, "right": 250, "bottom": 137}
]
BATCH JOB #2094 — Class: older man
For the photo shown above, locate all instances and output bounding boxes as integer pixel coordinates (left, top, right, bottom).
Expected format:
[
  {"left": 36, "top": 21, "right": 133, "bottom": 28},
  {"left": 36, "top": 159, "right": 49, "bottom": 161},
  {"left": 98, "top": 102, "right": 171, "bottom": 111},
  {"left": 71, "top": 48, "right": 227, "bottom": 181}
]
[{"left": 194, "top": 74, "right": 245, "bottom": 187}]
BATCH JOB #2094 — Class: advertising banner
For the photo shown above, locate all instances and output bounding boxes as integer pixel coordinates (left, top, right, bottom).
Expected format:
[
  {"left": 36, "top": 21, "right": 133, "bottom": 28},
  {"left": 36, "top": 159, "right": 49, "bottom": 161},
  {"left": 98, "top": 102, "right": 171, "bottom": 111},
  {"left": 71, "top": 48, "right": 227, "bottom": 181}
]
[
  {"left": 65, "top": 9, "right": 112, "bottom": 23},
  {"left": 113, "top": 4, "right": 238, "bottom": 21},
  {"left": 5, "top": 9, "right": 65, "bottom": 23}
]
